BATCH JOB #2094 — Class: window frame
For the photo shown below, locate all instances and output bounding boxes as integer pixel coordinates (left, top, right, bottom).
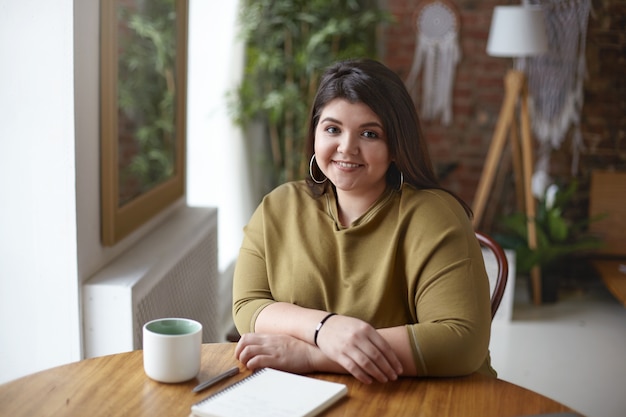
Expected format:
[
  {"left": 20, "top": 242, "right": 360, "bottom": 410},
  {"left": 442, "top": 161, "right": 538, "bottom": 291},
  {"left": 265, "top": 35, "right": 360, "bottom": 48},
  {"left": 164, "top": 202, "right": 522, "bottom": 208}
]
[{"left": 100, "top": 0, "right": 188, "bottom": 246}]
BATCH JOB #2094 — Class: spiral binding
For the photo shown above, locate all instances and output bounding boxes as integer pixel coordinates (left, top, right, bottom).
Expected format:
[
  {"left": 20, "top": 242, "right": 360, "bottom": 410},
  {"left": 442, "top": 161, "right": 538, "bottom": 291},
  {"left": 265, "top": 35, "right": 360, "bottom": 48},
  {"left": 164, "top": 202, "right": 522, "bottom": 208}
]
[{"left": 194, "top": 368, "right": 268, "bottom": 406}]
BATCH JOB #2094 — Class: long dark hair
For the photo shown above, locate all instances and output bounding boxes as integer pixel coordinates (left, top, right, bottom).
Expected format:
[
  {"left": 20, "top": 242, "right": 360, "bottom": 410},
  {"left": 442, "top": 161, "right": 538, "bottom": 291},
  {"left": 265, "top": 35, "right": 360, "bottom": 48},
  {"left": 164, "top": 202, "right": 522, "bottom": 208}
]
[{"left": 305, "top": 58, "right": 471, "bottom": 217}]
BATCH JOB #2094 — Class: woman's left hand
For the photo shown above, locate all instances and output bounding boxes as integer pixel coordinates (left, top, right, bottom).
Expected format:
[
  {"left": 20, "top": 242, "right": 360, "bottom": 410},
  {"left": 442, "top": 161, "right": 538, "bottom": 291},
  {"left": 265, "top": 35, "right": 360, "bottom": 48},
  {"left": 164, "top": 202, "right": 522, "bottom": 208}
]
[{"left": 312, "top": 314, "right": 403, "bottom": 384}]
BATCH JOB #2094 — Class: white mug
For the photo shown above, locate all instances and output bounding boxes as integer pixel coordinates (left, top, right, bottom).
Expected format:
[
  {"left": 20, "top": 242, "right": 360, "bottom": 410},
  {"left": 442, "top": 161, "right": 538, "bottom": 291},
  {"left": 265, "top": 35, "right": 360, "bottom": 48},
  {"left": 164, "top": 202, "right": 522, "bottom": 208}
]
[{"left": 142, "top": 318, "right": 202, "bottom": 383}]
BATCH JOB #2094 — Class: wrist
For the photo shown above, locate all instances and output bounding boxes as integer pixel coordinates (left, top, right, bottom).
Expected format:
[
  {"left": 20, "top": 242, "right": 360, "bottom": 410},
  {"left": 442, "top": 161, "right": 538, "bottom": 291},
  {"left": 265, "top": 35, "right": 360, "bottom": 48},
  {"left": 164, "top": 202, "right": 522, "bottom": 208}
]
[
  {"left": 313, "top": 312, "right": 337, "bottom": 346},
  {"left": 307, "top": 342, "right": 347, "bottom": 374}
]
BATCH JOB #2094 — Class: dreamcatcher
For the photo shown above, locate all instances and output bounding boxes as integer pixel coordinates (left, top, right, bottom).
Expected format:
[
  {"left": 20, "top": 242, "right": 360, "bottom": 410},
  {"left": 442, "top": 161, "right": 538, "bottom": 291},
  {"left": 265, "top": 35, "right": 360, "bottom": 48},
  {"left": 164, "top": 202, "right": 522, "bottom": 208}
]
[
  {"left": 521, "top": 0, "right": 592, "bottom": 195},
  {"left": 405, "top": 0, "right": 461, "bottom": 126}
]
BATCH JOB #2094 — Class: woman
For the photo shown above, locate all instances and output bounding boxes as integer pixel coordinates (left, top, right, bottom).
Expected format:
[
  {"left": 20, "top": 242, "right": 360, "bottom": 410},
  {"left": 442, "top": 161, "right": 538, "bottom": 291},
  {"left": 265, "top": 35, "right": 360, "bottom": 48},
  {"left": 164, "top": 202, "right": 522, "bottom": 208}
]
[{"left": 233, "top": 59, "right": 495, "bottom": 384}]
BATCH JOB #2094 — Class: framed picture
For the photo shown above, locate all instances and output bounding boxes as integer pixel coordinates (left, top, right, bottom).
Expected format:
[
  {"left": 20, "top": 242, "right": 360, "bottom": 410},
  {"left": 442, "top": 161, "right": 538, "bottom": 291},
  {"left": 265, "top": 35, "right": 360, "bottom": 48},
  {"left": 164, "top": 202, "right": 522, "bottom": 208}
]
[{"left": 100, "top": 0, "right": 188, "bottom": 246}]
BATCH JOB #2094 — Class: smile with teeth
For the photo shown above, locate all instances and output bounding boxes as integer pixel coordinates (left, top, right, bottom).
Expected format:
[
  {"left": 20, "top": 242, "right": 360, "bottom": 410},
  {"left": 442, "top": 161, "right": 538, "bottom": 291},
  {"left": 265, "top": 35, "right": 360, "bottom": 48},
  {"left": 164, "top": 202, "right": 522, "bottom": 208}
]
[{"left": 334, "top": 161, "right": 361, "bottom": 169}]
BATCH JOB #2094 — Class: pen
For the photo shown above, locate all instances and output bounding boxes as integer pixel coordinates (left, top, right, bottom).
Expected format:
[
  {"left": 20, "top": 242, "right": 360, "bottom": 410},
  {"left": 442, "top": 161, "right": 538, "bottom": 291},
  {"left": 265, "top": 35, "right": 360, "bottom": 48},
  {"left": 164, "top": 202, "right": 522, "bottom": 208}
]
[{"left": 192, "top": 366, "right": 240, "bottom": 393}]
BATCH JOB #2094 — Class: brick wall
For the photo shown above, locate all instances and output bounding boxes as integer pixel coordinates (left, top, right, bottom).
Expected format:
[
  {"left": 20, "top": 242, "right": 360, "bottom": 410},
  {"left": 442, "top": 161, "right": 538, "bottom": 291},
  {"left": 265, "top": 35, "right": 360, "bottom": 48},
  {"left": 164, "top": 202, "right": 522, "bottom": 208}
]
[
  {"left": 581, "top": 0, "right": 626, "bottom": 171},
  {"left": 381, "top": 0, "right": 626, "bottom": 231}
]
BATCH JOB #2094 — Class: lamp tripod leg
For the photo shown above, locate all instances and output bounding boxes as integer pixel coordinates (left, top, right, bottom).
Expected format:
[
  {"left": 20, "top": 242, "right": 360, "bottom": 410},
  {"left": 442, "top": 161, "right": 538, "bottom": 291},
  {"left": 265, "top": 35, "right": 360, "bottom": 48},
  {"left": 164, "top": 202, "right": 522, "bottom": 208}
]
[
  {"left": 472, "top": 69, "right": 543, "bottom": 304},
  {"left": 472, "top": 70, "right": 525, "bottom": 228},
  {"left": 519, "top": 81, "right": 542, "bottom": 304}
]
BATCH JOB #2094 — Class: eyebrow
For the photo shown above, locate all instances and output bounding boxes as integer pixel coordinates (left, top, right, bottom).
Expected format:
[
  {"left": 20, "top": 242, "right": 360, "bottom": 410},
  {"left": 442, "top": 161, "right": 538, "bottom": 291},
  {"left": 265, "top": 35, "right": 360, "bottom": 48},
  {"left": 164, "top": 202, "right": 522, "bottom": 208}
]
[{"left": 319, "top": 117, "right": 383, "bottom": 130}]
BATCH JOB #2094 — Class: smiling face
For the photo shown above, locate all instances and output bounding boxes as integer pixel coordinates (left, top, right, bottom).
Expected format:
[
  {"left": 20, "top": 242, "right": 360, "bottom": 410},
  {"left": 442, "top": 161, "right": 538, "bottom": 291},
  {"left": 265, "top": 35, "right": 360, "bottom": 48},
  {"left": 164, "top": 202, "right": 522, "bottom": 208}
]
[{"left": 314, "top": 98, "right": 392, "bottom": 202}]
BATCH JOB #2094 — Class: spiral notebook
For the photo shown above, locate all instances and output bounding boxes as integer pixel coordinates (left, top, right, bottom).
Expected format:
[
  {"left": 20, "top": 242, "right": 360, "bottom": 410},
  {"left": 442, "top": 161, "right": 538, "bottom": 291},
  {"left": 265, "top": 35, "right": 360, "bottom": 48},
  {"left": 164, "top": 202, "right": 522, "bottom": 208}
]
[{"left": 190, "top": 368, "right": 348, "bottom": 417}]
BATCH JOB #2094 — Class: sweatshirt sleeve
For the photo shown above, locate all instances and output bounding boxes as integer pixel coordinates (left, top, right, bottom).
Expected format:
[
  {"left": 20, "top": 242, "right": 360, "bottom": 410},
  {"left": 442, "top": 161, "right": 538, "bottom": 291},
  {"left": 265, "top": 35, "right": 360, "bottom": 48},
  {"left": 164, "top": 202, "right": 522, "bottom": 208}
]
[
  {"left": 403, "top": 193, "right": 492, "bottom": 376},
  {"left": 406, "top": 257, "right": 491, "bottom": 376},
  {"left": 232, "top": 203, "right": 276, "bottom": 334}
]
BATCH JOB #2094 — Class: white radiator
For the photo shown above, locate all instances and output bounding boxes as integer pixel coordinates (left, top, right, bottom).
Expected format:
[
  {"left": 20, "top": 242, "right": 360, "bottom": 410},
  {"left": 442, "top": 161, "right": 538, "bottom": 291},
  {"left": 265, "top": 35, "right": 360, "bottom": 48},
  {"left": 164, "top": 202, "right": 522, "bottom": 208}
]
[{"left": 83, "top": 206, "right": 220, "bottom": 358}]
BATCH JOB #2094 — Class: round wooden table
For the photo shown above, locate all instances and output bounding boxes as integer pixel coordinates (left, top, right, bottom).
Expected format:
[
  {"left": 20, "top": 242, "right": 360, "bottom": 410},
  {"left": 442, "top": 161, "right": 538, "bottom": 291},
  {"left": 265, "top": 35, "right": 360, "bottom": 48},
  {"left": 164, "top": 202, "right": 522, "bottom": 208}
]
[{"left": 0, "top": 343, "right": 581, "bottom": 417}]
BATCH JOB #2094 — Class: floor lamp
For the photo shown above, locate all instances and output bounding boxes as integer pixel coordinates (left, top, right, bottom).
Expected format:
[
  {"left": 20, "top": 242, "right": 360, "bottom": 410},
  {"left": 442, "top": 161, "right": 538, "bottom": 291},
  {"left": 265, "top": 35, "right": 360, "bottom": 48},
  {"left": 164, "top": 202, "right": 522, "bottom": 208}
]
[{"left": 472, "top": 6, "right": 548, "bottom": 305}]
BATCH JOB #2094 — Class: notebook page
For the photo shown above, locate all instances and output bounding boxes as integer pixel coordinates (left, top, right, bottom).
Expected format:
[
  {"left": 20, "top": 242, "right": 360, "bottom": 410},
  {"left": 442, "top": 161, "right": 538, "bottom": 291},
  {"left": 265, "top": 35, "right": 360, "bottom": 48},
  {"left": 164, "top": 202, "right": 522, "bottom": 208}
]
[{"left": 191, "top": 368, "right": 348, "bottom": 417}]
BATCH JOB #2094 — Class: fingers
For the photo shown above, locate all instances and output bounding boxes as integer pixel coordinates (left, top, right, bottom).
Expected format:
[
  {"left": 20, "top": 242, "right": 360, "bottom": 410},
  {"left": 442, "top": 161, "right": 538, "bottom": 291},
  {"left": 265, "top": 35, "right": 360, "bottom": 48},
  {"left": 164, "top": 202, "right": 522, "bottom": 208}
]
[
  {"left": 335, "top": 336, "right": 401, "bottom": 384},
  {"left": 317, "top": 317, "right": 403, "bottom": 384},
  {"left": 234, "top": 332, "right": 256, "bottom": 360},
  {"left": 368, "top": 334, "right": 404, "bottom": 378},
  {"left": 235, "top": 333, "right": 272, "bottom": 369},
  {"left": 235, "top": 333, "right": 315, "bottom": 374}
]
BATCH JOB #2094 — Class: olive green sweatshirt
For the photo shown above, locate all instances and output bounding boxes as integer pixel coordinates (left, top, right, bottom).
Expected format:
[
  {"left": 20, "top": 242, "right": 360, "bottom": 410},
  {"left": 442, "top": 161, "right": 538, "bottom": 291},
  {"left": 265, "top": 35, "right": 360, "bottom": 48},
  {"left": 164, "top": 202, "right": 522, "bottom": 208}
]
[{"left": 233, "top": 180, "right": 495, "bottom": 377}]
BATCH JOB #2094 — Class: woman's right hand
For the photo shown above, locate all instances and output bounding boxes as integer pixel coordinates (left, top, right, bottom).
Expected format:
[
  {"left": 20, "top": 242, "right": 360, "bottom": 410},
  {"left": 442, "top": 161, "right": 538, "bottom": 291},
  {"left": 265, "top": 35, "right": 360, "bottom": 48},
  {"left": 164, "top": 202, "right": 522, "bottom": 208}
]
[
  {"left": 314, "top": 314, "right": 403, "bottom": 384},
  {"left": 235, "top": 333, "right": 319, "bottom": 375}
]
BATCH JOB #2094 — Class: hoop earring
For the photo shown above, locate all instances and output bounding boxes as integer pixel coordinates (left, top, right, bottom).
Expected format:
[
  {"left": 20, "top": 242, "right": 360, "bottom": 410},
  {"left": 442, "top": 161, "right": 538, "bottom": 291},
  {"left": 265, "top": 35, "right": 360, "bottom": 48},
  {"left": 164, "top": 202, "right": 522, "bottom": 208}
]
[
  {"left": 309, "top": 154, "right": 327, "bottom": 184},
  {"left": 398, "top": 171, "right": 404, "bottom": 190}
]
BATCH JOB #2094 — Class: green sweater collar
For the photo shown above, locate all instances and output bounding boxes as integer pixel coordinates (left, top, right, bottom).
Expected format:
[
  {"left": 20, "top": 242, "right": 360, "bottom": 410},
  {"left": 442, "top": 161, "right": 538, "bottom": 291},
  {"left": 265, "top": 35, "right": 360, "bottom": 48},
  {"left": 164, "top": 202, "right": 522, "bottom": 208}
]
[{"left": 323, "top": 184, "right": 398, "bottom": 229}]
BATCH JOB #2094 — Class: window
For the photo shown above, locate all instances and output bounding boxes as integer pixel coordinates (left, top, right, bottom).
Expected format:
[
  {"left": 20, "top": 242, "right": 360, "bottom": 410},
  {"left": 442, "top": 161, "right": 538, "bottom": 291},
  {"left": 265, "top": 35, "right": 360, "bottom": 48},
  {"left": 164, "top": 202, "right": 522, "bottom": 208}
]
[{"left": 100, "top": 0, "right": 188, "bottom": 245}]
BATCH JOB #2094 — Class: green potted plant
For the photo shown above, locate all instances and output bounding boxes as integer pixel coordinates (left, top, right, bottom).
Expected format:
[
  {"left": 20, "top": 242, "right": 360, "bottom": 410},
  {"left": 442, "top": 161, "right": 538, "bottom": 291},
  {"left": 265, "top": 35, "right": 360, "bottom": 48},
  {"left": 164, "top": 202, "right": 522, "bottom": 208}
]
[
  {"left": 231, "top": 0, "right": 392, "bottom": 189},
  {"left": 496, "top": 180, "right": 604, "bottom": 302}
]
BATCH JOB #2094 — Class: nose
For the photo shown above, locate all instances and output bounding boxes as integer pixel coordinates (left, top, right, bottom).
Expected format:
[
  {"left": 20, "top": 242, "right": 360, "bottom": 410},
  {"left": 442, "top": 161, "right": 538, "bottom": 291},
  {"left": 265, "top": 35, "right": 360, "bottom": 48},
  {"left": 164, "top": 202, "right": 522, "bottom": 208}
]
[{"left": 337, "top": 132, "right": 359, "bottom": 155}]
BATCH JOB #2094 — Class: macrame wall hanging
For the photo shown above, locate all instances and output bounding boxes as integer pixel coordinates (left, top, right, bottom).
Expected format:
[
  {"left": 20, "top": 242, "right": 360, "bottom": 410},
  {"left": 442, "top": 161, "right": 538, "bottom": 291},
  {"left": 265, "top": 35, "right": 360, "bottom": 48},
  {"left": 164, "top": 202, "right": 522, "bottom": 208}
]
[
  {"left": 405, "top": 0, "right": 461, "bottom": 126},
  {"left": 520, "top": 0, "right": 592, "bottom": 195}
]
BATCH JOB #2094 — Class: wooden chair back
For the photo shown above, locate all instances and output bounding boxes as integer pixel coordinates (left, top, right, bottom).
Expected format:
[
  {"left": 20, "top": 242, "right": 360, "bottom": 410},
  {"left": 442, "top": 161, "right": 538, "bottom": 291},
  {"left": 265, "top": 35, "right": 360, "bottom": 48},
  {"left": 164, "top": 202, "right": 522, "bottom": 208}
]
[{"left": 476, "top": 231, "right": 509, "bottom": 319}]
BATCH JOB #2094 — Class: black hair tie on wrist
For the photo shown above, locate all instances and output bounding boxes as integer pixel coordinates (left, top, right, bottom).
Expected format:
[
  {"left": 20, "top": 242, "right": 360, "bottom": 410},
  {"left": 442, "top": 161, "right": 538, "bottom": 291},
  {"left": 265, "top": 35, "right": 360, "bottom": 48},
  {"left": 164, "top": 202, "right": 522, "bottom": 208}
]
[{"left": 314, "top": 313, "right": 337, "bottom": 347}]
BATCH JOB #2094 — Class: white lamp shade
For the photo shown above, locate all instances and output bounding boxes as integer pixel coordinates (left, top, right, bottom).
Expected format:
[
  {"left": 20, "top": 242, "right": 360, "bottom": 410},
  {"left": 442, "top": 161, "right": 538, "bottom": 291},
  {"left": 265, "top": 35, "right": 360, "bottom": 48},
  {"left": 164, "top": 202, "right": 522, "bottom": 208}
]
[{"left": 486, "top": 6, "right": 549, "bottom": 57}]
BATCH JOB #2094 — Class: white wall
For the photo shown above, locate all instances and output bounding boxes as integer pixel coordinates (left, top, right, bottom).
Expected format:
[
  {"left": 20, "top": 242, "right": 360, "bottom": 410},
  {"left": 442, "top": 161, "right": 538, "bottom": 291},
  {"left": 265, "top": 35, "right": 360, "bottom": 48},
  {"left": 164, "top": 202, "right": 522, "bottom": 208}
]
[
  {"left": 186, "top": 0, "right": 258, "bottom": 271},
  {"left": 0, "top": 0, "right": 81, "bottom": 382},
  {"left": 0, "top": 0, "right": 254, "bottom": 384}
]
